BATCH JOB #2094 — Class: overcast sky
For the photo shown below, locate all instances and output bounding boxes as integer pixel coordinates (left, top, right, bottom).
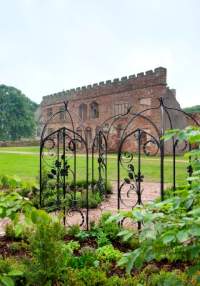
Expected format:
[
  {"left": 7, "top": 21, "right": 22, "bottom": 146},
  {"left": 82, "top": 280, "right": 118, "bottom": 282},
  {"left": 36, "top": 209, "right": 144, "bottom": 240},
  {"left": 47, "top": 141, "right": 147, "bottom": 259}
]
[{"left": 0, "top": 0, "right": 199, "bottom": 107}]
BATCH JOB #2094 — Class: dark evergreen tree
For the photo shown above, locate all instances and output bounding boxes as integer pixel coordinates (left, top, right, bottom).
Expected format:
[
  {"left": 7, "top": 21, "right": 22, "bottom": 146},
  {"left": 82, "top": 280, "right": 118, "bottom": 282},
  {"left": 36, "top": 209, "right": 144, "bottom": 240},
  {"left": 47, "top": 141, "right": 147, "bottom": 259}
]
[
  {"left": 0, "top": 85, "right": 38, "bottom": 140},
  {"left": 183, "top": 105, "right": 200, "bottom": 114}
]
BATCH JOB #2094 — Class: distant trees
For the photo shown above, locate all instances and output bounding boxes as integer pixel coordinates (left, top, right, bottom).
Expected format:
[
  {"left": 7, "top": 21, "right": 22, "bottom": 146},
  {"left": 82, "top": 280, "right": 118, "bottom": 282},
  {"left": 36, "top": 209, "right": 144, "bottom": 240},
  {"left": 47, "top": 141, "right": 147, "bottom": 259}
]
[
  {"left": 0, "top": 85, "right": 38, "bottom": 141},
  {"left": 183, "top": 105, "right": 200, "bottom": 114}
]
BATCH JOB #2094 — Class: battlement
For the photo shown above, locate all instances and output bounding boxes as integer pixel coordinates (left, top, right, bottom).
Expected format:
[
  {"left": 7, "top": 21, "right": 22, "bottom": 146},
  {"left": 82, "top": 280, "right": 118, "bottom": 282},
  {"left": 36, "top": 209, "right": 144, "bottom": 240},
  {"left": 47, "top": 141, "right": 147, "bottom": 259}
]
[{"left": 42, "top": 67, "right": 167, "bottom": 105}]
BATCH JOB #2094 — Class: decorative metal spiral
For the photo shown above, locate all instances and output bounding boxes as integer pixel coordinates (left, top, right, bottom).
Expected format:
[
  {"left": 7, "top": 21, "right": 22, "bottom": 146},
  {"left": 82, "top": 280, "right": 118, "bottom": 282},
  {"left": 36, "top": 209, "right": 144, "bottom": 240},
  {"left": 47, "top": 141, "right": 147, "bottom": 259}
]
[{"left": 40, "top": 126, "right": 89, "bottom": 229}]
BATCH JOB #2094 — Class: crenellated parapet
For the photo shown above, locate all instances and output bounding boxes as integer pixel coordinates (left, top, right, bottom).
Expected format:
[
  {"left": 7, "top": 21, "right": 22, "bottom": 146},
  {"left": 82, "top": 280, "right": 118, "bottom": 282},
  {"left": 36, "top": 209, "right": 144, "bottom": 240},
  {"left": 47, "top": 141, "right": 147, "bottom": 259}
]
[{"left": 42, "top": 67, "right": 167, "bottom": 105}]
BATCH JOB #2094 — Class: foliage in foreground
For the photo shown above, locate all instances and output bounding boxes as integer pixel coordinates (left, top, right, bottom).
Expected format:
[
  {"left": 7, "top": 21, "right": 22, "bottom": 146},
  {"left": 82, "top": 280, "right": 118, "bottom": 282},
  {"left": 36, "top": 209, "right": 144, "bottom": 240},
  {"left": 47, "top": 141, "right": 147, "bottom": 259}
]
[
  {"left": 109, "top": 126, "right": 200, "bottom": 274},
  {"left": 0, "top": 125, "right": 200, "bottom": 285},
  {"left": 0, "top": 175, "right": 112, "bottom": 212}
]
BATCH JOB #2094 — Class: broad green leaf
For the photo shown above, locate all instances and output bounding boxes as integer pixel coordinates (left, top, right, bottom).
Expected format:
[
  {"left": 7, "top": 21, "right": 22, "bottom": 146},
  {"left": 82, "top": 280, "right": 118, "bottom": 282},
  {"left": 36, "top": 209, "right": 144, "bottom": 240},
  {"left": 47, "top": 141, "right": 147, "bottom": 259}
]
[
  {"left": 8, "top": 270, "right": 23, "bottom": 276},
  {"left": 0, "top": 276, "right": 15, "bottom": 286},
  {"left": 162, "top": 232, "right": 175, "bottom": 245},
  {"left": 106, "top": 213, "right": 124, "bottom": 223},
  {"left": 176, "top": 230, "right": 190, "bottom": 243},
  {"left": 185, "top": 197, "right": 194, "bottom": 209},
  {"left": 31, "top": 209, "right": 38, "bottom": 224},
  {"left": 132, "top": 209, "right": 144, "bottom": 221},
  {"left": 14, "top": 224, "right": 23, "bottom": 237},
  {"left": 189, "top": 226, "right": 200, "bottom": 236}
]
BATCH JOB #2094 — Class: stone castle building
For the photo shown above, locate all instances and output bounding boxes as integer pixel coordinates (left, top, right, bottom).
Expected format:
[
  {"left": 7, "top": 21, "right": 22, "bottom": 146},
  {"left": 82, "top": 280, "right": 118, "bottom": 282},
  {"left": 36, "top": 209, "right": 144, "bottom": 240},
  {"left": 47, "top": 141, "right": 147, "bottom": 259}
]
[{"left": 39, "top": 67, "right": 189, "bottom": 151}]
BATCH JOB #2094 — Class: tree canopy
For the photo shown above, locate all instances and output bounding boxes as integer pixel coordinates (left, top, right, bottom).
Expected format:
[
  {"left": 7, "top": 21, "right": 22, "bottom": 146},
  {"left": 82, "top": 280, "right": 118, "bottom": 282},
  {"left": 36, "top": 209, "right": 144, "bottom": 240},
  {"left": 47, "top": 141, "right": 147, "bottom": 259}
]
[
  {"left": 183, "top": 105, "right": 200, "bottom": 114},
  {"left": 0, "top": 85, "right": 38, "bottom": 141}
]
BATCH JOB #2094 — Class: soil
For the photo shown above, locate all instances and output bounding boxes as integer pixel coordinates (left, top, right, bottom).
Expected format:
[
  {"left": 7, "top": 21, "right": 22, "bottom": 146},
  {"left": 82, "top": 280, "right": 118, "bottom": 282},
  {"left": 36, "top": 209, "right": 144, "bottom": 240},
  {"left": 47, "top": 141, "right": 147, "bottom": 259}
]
[
  {"left": 0, "top": 236, "right": 30, "bottom": 258},
  {"left": 0, "top": 232, "right": 192, "bottom": 279}
]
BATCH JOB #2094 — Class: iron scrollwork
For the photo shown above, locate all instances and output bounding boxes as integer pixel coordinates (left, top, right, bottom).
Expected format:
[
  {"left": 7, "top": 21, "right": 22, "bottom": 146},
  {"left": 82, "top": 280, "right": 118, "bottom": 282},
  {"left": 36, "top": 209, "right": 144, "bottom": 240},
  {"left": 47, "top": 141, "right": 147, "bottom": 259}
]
[
  {"left": 39, "top": 98, "right": 200, "bottom": 232},
  {"left": 92, "top": 130, "right": 108, "bottom": 199},
  {"left": 40, "top": 103, "right": 89, "bottom": 230}
]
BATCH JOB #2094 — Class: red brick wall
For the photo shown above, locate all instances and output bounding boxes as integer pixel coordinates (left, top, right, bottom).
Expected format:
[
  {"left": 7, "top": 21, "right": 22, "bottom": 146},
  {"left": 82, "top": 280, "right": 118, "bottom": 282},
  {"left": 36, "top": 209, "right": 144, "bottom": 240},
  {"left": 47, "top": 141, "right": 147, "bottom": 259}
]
[
  {"left": 40, "top": 67, "right": 185, "bottom": 152},
  {"left": 187, "top": 113, "right": 200, "bottom": 126}
]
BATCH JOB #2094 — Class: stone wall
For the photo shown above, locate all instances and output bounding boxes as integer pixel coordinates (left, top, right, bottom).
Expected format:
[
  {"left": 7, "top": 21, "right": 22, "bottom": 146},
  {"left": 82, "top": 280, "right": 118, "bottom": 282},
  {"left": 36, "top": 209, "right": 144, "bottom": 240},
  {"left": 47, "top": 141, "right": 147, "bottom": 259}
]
[
  {"left": 0, "top": 140, "right": 39, "bottom": 147},
  {"left": 39, "top": 66, "right": 187, "bottom": 153}
]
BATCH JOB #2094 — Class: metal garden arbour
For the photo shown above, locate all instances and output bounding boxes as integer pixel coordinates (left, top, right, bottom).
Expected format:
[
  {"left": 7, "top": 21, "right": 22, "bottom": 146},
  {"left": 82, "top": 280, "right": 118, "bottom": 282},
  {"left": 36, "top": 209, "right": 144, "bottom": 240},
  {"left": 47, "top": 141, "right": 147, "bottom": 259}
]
[{"left": 39, "top": 98, "right": 199, "bottom": 230}]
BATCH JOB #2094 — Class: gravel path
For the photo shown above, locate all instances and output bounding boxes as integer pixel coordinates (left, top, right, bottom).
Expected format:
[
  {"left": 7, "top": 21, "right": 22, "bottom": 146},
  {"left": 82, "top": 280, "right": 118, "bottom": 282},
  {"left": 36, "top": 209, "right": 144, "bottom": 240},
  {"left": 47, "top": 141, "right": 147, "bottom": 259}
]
[
  {"left": 0, "top": 181, "right": 165, "bottom": 235},
  {"left": 64, "top": 182, "right": 162, "bottom": 226}
]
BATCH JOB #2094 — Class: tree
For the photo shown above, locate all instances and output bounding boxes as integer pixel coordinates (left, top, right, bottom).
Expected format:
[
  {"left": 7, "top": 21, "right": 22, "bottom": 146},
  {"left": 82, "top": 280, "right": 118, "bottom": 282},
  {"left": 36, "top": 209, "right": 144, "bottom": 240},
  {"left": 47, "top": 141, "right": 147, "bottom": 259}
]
[
  {"left": 0, "top": 85, "right": 38, "bottom": 140},
  {"left": 183, "top": 105, "right": 200, "bottom": 114}
]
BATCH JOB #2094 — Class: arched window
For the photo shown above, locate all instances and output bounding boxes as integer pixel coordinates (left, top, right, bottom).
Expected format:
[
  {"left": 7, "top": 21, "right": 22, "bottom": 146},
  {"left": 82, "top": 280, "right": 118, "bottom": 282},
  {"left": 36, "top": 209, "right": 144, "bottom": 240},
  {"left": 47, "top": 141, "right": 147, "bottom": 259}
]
[
  {"left": 90, "top": 102, "right": 99, "bottom": 119},
  {"left": 113, "top": 102, "right": 130, "bottom": 116},
  {"left": 79, "top": 103, "right": 87, "bottom": 121},
  {"left": 59, "top": 106, "right": 65, "bottom": 121},
  {"left": 85, "top": 127, "right": 92, "bottom": 147},
  {"left": 76, "top": 127, "right": 83, "bottom": 149}
]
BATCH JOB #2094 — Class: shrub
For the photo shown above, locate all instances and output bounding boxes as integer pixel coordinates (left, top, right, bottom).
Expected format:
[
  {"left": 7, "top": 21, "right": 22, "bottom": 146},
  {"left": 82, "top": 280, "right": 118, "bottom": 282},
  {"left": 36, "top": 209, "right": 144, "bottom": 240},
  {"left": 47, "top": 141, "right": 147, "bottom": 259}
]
[
  {"left": 0, "top": 175, "right": 22, "bottom": 190},
  {"left": 65, "top": 240, "right": 80, "bottom": 254},
  {"left": 75, "top": 190, "right": 102, "bottom": 209},
  {"left": 9, "top": 241, "right": 29, "bottom": 254},
  {"left": 96, "top": 232, "right": 110, "bottom": 247},
  {"left": 96, "top": 245, "right": 122, "bottom": 262},
  {"left": 5, "top": 223, "right": 16, "bottom": 240},
  {"left": 67, "top": 247, "right": 98, "bottom": 269},
  {"left": 0, "top": 258, "right": 10, "bottom": 274},
  {"left": 5, "top": 221, "right": 33, "bottom": 241},
  {"left": 75, "top": 267, "right": 107, "bottom": 286},
  {"left": 37, "top": 178, "right": 112, "bottom": 212},
  {"left": 66, "top": 224, "right": 81, "bottom": 237},
  {"left": 0, "top": 257, "right": 24, "bottom": 286},
  {"left": 97, "top": 211, "right": 120, "bottom": 241},
  {"left": 24, "top": 209, "right": 67, "bottom": 285},
  {"left": 105, "top": 275, "right": 140, "bottom": 286},
  {"left": 148, "top": 270, "right": 188, "bottom": 286}
]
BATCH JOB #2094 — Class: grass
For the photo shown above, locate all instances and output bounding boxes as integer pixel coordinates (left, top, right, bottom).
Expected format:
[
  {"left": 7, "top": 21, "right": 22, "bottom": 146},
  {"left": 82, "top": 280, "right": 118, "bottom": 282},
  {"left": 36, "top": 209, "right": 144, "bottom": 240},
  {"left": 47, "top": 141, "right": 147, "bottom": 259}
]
[
  {"left": 0, "top": 146, "right": 39, "bottom": 153},
  {"left": 0, "top": 146, "right": 188, "bottom": 186}
]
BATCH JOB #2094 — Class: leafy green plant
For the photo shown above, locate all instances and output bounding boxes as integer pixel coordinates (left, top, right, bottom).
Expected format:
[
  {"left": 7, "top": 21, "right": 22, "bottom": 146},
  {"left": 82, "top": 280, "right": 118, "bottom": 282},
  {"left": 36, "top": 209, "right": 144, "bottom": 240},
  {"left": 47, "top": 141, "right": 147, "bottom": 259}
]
[
  {"left": 66, "top": 224, "right": 81, "bottom": 237},
  {"left": 67, "top": 247, "right": 99, "bottom": 269},
  {"left": 65, "top": 240, "right": 80, "bottom": 254},
  {"left": 96, "top": 245, "right": 122, "bottom": 262},
  {"left": 74, "top": 229, "right": 90, "bottom": 241},
  {"left": 98, "top": 211, "right": 120, "bottom": 241},
  {"left": 0, "top": 175, "right": 22, "bottom": 190},
  {"left": 71, "top": 267, "right": 107, "bottom": 286},
  {"left": 9, "top": 241, "right": 29, "bottom": 255},
  {"left": 36, "top": 180, "right": 108, "bottom": 212},
  {"left": 148, "top": 270, "right": 188, "bottom": 286},
  {"left": 0, "top": 191, "right": 31, "bottom": 221},
  {"left": 23, "top": 208, "right": 67, "bottom": 285},
  {"left": 0, "top": 258, "right": 23, "bottom": 286},
  {"left": 96, "top": 231, "right": 110, "bottom": 247},
  {"left": 108, "top": 127, "right": 200, "bottom": 273}
]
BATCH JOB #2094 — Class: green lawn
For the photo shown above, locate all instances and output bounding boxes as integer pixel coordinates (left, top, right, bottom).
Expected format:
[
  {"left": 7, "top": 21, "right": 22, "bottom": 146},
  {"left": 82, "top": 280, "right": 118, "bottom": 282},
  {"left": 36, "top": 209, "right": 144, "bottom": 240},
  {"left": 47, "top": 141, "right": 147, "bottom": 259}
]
[
  {"left": 0, "top": 146, "right": 39, "bottom": 153},
  {"left": 0, "top": 146, "right": 189, "bottom": 186}
]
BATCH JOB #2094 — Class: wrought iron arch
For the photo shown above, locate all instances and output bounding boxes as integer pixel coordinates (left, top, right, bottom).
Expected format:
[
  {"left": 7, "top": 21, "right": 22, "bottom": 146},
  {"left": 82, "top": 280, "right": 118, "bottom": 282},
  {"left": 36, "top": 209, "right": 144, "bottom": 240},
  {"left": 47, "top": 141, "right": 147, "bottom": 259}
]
[
  {"left": 39, "top": 98, "right": 200, "bottom": 231},
  {"left": 40, "top": 102, "right": 90, "bottom": 230}
]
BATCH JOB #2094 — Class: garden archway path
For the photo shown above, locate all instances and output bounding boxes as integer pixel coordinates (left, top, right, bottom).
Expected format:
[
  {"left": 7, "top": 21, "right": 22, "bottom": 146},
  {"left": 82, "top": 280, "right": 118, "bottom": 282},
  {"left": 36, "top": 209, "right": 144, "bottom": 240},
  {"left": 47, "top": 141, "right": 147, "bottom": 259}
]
[
  {"left": 62, "top": 181, "right": 162, "bottom": 227},
  {"left": 0, "top": 181, "right": 161, "bottom": 235}
]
